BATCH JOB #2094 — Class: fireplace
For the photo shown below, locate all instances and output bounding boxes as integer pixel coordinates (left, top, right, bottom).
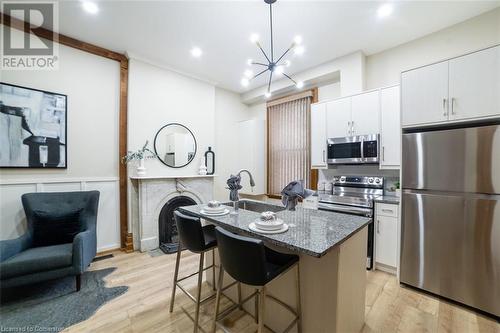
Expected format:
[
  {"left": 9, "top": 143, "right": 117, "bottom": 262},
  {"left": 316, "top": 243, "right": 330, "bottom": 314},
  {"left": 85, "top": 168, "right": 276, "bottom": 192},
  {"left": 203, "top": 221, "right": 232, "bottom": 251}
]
[
  {"left": 158, "top": 195, "right": 197, "bottom": 254},
  {"left": 130, "top": 175, "right": 214, "bottom": 252}
]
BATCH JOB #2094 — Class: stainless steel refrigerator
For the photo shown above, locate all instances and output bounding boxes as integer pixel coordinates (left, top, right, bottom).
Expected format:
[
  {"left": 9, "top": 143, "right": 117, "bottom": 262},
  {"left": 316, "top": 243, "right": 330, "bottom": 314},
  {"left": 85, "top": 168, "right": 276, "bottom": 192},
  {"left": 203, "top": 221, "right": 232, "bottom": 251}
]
[{"left": 401, "top": 123, "right": 500, "bottom": 317}]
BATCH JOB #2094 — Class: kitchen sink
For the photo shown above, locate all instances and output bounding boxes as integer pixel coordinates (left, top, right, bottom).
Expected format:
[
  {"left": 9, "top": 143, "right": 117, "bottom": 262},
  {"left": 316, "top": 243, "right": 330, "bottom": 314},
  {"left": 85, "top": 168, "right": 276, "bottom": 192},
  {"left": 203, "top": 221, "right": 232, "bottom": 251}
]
[{"left": 223, "top": 199, "right": 285, "bottom": 213}]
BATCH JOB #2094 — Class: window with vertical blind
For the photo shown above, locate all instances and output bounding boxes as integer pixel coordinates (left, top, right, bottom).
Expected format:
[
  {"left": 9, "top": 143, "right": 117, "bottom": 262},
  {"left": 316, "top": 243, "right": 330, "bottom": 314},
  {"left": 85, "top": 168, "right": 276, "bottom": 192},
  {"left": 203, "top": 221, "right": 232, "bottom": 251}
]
[{"left": 267, "top": 91, "right": 313, "bottom": 196}]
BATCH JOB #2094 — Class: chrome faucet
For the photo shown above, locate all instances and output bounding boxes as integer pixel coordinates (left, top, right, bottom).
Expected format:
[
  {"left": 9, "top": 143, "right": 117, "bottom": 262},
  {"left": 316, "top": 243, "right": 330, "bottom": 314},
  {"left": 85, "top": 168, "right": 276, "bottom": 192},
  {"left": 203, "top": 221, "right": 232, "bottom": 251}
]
[{"left": 230, "top": 169, "right": 255, "bottom": 213}]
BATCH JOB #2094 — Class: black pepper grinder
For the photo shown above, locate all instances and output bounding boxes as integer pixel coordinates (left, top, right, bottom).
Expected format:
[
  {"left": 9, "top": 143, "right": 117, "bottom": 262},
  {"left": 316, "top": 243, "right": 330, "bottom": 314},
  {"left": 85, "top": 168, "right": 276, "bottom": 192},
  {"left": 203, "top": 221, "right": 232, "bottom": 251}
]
[{"left": 204, "top": 147, "right": 215, "bottom": 175}]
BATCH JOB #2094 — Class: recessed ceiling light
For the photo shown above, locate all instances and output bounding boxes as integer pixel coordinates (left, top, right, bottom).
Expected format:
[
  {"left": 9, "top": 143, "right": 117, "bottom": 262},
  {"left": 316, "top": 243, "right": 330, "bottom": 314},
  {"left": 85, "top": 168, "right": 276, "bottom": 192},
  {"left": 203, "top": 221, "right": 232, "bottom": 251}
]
[
  {"left": 377, "top": 3, "right": 393, "bottom": 18},
  {"left": 81, "top": 1, "right": 99, "bottom": 14},
  {"left": 191, "top": 47, "right": 203, "bottom": 58}
]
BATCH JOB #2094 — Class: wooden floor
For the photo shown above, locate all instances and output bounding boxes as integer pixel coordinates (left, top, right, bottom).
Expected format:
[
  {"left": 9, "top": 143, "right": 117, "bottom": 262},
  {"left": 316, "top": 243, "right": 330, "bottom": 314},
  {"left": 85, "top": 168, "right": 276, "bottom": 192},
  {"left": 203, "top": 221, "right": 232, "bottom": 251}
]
[{"left": 66, "top": 250, "right": 499, "bottom": 333}]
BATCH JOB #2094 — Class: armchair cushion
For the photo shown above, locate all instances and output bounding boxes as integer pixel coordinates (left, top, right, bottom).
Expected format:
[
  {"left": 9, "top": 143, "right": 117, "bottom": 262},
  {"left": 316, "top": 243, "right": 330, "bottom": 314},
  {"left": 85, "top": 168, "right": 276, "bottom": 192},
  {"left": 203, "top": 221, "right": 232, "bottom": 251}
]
[
  {"left": 32, "top": 209, "right": 84, "bottom": 247},
  {"left": 0, "top": 243, "right": 73, "bottom": 280}
]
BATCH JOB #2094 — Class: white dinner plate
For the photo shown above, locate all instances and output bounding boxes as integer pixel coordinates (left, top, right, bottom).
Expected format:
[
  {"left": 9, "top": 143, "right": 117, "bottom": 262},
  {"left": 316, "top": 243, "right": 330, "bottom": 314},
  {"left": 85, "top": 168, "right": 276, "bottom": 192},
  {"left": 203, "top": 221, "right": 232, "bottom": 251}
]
[
  {"left": 248, "top": 222, "right": 289, "bottom": 234},
  {"left": 254, "top": 218, "right": 284, "bottom": 231},
  {"left": 200, "top": 208, "right": 230, "bottom": 216}
]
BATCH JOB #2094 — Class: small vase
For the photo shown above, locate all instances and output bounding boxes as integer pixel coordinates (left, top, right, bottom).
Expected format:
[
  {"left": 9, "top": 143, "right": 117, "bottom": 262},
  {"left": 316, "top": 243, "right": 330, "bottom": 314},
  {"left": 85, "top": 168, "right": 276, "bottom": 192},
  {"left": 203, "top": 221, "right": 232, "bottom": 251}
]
[
  {"left": 198, "top": 158, "right": 207, "bottom": 175},
  {"left": 136, "top": 158, "right": 146, "bottom": 176}
]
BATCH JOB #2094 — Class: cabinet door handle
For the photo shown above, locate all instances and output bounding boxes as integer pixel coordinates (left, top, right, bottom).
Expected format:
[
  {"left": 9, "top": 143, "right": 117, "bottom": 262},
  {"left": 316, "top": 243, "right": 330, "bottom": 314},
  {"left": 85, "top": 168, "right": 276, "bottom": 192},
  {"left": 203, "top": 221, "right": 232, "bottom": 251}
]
[
  {"left": 347, "top": 121, "right": 351, "bottom": 136},
  {"left": 322, "top": 150, "right": 326, "bottom": 162},
  {"left": 382, "top": 146, "right": 385, "bottom": 162},
  {"left": 451, "top": 97, "right": 456, "bottom": 115},
  {"left": 382, "top": 209, "right": 393, "bottom": 213},
  {"left": 442, "top": 98, "right": 448, "bottom": 117},
  {"left": 351, "top": 121, "right": 355, "bottom": 136},
  {"left": 377, "top": 220, "right": 380, "bottom": 234}
]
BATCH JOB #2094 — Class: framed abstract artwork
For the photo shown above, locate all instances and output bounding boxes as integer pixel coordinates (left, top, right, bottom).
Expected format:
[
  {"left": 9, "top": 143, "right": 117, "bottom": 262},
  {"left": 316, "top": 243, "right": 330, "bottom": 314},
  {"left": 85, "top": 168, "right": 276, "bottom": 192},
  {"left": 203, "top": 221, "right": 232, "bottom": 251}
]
[{"left": 0, "top": 82, "right": 67, "bottom": 168}]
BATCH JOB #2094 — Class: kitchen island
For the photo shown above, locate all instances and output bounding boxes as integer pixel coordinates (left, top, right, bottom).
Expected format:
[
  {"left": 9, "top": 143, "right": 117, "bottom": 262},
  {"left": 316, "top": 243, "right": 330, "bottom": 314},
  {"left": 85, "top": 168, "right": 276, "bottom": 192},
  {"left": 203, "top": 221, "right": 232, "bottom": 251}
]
[{"left": 179, "top": 200, "right": 371, "bottom": 333}]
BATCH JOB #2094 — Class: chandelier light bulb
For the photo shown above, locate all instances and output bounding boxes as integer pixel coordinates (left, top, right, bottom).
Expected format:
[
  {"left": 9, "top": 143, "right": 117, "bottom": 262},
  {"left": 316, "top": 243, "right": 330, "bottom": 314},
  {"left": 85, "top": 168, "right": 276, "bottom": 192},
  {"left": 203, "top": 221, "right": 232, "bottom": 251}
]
[
  {"left": 284, "top": 60, "right": 291, "bottom": 67},
  {"left": 247, "top": 59, "right": 253, "bottom": 66},
  {"left": 293, "top": 35, "right": 303, "bottom": 45},
  {"left": 265, "top": 91, "right": 272, "bottom": 98},
  {"left": 250, "top": 33, "right": 260, "bottom": 44},
  {"left": 377, "top": 3, "right": 394, "bottom": 18},
  {"left": 244, "top": 69, "right": 254, "bottom": 78},
  {"left": 294, "top": 45, "right": 305, "bottom": 55},
  {"left": 273, "top": 66, "right": 284, "bottom": 75},
  {"left": 296, "top": 81, "right": 304, "bottom": 89},
  {"left": 241, "top": 78, "right": 250, "bottom": 87}
]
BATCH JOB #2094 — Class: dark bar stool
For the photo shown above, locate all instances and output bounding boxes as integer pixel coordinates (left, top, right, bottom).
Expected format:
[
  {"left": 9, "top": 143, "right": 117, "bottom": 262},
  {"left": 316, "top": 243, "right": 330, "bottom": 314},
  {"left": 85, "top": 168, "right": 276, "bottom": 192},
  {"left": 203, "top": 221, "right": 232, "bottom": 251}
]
[
  {"left": 169, "top": 210, "right": 219, "bottom": 333},
  {"left": 213, "top": 226, "right": 302, "bottom": 333}
]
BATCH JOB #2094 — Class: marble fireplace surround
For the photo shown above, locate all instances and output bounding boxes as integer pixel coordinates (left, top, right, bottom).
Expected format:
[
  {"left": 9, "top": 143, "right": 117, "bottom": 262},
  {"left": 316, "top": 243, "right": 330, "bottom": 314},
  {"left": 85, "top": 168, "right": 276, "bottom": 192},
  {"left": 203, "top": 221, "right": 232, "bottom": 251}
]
[{"left": 129, "top": 175, "right": 214, "bottom": 252}]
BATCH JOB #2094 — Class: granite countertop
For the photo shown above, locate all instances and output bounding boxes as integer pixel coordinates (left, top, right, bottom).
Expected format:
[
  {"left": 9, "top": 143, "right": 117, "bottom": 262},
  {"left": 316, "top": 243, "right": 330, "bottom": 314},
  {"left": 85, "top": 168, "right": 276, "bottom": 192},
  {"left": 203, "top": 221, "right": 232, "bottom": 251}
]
[
  {"left": 179, "top": 203, "right": 371, "bottom": 258},
  {"left": 373, "top": 195, "right": 400, "bottom": 204}
]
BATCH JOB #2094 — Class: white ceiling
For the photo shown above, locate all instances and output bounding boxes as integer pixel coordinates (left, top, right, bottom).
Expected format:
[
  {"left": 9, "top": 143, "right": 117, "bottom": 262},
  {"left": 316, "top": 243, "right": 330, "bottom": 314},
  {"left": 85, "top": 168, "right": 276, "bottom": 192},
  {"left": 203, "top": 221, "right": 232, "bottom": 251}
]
[{"left": 52, "top": 0, "right": 499, "bottom": 93}]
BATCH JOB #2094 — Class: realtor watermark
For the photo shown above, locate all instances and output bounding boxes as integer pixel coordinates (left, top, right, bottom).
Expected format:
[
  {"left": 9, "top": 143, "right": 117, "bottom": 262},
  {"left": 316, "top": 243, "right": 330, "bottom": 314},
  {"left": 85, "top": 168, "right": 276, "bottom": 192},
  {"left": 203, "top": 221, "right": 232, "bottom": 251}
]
[{"left": 1, "top": 1, "right": 59, "bottom": 70}]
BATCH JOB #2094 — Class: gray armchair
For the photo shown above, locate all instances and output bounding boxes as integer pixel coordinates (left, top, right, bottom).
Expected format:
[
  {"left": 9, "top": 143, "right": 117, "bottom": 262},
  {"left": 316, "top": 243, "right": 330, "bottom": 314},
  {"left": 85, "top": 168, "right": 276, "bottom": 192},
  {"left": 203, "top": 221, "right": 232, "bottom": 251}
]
[{"left": 0, "top": 191, "right": 100, "bottom": 291}]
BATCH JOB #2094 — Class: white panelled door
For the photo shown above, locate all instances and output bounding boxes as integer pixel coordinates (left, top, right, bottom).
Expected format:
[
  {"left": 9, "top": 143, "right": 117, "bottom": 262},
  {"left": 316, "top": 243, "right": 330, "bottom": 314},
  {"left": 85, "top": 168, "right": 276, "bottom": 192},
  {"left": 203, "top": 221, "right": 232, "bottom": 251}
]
[
  {"left": 402, "top": 61, "right": 449, "bottom": 127},
  {"left": 326, "top": 97, "right": 351, "bottom": 138},
  {"left": 449, "top": 46, "right": 500, "bottom": 122},
  {"left": 311, "top": 103, "right": 327, "bottom": 168},
  {"left": 380, "top": 86, "right": 401, "bottom": 169},
  {"left": 351, "top": 90, "right": 380, "bottom": 136}
]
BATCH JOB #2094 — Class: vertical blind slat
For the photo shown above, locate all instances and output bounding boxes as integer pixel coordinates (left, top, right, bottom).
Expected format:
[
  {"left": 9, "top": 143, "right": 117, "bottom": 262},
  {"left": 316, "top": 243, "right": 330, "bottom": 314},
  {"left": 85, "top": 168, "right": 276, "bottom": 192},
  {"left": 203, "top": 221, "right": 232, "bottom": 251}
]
[{"left": 267, "top": 96, "right": 311, "bottom": 195}]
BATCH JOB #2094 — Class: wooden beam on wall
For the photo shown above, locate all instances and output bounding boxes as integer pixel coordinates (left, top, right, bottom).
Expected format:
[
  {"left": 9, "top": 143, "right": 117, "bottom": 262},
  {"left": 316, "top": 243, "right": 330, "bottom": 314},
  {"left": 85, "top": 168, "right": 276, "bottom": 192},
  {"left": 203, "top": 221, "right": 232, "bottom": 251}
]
[{"left": 1, "top": 13, "right": 131, "bottom": 252}]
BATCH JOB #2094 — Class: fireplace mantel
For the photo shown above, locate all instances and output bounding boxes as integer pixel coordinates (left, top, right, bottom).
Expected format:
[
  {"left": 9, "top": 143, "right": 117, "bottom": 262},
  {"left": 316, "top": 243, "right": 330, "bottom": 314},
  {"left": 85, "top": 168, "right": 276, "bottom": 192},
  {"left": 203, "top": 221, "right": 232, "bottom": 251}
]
[
  {"left": 129, "top": 175, "right": 214, "bottom": 252},
  {"left": 129, "top": 174, "right": 216, "bottom": 180}
]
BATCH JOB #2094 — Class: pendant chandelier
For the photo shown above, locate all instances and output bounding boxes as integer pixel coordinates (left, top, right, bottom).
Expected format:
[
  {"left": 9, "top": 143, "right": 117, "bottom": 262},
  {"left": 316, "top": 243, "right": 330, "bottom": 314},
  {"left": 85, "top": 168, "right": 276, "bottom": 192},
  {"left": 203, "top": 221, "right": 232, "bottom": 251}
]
[{"left": 241, "top": 0, "right": 305, "bottom": 98}]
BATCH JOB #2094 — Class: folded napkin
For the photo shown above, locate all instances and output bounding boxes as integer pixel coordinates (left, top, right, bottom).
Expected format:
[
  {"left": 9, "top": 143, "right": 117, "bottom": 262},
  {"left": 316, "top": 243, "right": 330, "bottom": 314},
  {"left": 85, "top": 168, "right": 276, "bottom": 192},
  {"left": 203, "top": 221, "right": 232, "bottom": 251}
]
[
  {"left": 281, "top": 180, "right": 315, "bottom": 211},
  {"left": 226, "top": 175, "right": 243, "bottom": 201}
]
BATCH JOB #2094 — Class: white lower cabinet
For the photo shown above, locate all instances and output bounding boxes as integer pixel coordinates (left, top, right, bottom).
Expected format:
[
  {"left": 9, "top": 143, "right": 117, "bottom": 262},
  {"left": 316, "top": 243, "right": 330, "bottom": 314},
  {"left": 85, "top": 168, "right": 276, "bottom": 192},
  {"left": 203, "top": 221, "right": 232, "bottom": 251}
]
[{"left": 375, "top": 202, "right": 399, "bottom": 273}]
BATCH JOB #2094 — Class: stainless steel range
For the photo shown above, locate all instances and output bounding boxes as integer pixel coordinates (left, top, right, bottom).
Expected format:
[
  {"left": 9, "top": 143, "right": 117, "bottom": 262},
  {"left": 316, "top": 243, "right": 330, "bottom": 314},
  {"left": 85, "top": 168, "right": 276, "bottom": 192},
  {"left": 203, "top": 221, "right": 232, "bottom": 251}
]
[{"left": 318, "top": 175, "right": 383, "bottom": 269}]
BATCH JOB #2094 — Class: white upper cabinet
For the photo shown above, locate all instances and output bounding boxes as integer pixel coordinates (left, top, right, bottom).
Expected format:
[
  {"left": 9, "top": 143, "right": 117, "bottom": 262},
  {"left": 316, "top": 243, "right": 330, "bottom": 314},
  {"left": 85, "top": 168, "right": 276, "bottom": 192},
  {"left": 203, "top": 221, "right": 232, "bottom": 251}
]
[
  {"left": 448, "top": 46, "right": 500, "bottom": 121},
  {"left": 351, "top": 90, "right": 380, "bottom": 136},
  {"left": 326, "top": 97, "right": 351, "bottom": 138},
  {"left": 380, "top": 86, "right": 401, "bottom": 169},
  {"left": 311, "top": 103, "right": 327, "bottom": 169},
  {"left": 401, "top": 61, "right": 449, "bottom": 127},
  {"left": 402, "top": 45, "right": 500, "bottom": 128}
]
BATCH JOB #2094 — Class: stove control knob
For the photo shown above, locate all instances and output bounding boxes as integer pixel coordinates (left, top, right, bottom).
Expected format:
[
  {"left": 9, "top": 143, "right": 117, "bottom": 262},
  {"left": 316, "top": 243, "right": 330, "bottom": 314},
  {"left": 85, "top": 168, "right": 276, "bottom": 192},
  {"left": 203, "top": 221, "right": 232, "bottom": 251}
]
[
  {"left": 340, "top": 176, "right": 346, "bottom": 182},
  {"left": 368, "top": 177, "right": 374, "bottom": 183},
  {"left": 375, "top": 178, "right": 381, "bottom": 184}
]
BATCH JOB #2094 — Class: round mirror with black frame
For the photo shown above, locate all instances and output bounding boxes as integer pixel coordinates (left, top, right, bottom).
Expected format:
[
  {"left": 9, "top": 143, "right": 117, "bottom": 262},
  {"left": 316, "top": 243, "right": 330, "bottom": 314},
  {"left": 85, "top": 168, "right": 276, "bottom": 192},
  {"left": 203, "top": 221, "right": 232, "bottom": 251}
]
[{"left": 154, "top": 123, "right": 197, "bottom": 168}]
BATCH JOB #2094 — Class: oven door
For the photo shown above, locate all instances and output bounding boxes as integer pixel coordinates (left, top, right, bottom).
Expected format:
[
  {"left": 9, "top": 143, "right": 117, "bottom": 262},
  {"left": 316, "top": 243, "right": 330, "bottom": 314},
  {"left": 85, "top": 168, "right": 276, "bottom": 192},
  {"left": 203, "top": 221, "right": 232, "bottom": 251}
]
[{"left": 327, "top": 137, "right": 363, "bottom": 164}]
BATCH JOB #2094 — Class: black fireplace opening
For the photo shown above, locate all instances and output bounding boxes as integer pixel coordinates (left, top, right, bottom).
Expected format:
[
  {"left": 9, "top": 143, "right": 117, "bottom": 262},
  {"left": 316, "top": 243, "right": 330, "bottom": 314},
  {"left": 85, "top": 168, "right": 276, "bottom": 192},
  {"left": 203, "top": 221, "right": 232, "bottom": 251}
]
[{"left": 159, "top": 196, "right": 197, "bottom": 254}]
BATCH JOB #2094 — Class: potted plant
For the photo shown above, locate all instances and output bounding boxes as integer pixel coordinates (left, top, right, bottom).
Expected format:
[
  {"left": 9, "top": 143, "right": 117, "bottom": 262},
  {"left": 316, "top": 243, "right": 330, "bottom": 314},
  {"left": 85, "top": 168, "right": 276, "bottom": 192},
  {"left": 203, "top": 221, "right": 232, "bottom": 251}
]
[
  {"left": 394, "top": 181, "right": 401, "bottom": 197},
  {"left": 122, "top": 141, "right": 157, "bottom": 176}
]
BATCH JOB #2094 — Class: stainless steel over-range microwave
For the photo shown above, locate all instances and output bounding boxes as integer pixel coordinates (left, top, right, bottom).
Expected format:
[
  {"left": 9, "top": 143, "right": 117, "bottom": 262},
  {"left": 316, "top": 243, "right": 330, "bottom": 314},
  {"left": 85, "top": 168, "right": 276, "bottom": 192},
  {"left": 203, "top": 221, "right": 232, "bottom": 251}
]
[{"left": 327, "top": 134, "right": 379, "bottom": 165}]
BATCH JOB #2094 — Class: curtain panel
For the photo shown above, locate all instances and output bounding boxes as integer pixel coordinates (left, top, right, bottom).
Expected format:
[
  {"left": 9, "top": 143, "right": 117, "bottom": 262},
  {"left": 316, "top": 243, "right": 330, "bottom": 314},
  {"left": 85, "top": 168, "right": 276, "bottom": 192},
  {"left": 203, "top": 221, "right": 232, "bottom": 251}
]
[{"left": 267, "top": 96, "right": 311, "bottom": 196}]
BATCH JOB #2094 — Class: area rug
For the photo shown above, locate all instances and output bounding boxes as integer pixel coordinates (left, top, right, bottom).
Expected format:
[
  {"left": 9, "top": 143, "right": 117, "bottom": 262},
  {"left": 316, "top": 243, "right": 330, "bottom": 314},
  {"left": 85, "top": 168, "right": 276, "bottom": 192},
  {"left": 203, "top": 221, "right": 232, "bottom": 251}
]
[{"left": 0, "top": 268, "right": 128, "bottom": 332}]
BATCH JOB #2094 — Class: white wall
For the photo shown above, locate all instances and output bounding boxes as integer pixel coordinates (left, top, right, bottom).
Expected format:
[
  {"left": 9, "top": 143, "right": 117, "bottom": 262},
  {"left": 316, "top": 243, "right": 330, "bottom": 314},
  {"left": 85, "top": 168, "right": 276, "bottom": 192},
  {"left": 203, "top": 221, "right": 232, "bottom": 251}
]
[
  {"left": 214, "top": 88, "right": 254, "bottom": 200},
  {"left": 0, "top": 30, "right": 121, "bottom": 251},
  {"left": 318, "top": 82, "right": 341, "bottom": 102},
  {"left": 127, "top": 58, "right": 215, "bottom": 177},
  {"left": 366, "top": 7, "right": 500, "bottom": 89}
]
